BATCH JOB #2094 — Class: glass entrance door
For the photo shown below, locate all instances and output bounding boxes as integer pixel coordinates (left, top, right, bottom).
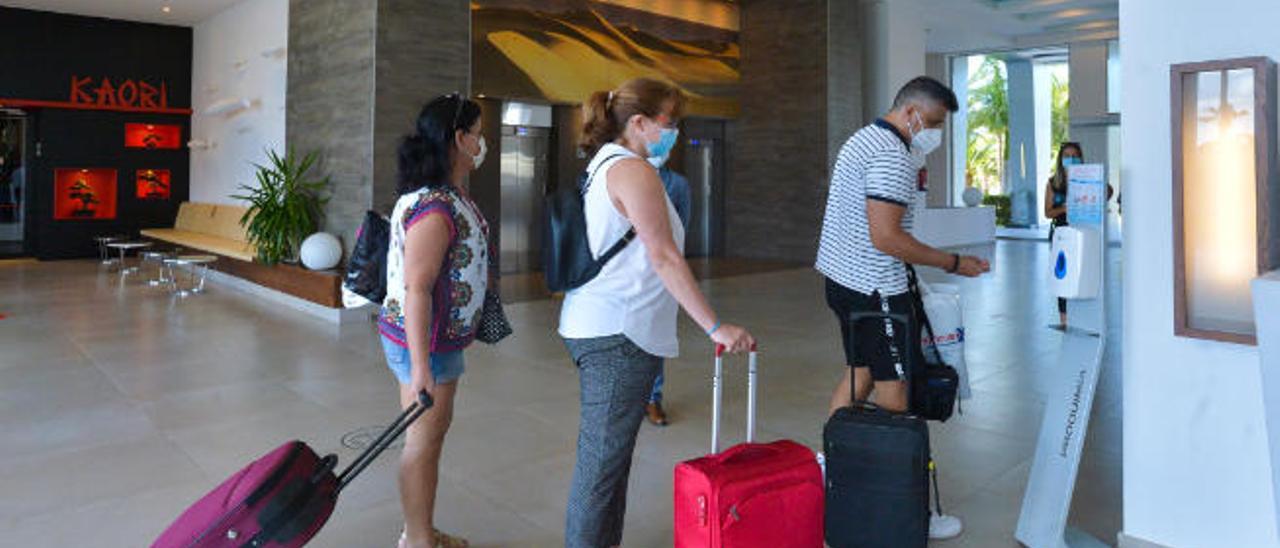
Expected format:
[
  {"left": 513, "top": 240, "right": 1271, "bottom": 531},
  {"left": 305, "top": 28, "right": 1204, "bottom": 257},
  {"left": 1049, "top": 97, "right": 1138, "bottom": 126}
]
[{"left": 0, "top": 113, "right": 26, "bottom": 257}]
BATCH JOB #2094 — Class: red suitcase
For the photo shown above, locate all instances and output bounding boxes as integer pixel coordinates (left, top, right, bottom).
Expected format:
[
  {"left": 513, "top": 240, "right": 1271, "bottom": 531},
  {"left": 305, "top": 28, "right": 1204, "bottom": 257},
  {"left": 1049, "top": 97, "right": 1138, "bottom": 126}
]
[
  {"left": 673, "top": 346, "right": 824, "bottom": 548},
  {"left": 151, "top": 391, "right": 432, "bottom": 548}
]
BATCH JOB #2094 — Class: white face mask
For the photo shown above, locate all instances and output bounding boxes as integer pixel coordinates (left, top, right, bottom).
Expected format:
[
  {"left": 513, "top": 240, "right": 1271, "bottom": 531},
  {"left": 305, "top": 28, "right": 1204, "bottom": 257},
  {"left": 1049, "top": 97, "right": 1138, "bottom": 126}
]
[
  {"left": 470, "top": 135, "right": 487, "bottom": 169},
  {"left": 911, "top": 111, "right": 943, "bottom": 156},
  {"left": 910, "top": 148, "right": 928, "bottom": 171}
]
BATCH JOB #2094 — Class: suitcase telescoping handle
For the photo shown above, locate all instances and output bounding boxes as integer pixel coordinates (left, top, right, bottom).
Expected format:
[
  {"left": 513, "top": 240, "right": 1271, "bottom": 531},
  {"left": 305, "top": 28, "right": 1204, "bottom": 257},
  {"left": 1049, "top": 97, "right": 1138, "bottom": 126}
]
[
  {"left": 711, "top": 343, "right": 758, "bottom": 455},
  {"left": 335, "top": 389, "right": 434, "bottom": 492}
]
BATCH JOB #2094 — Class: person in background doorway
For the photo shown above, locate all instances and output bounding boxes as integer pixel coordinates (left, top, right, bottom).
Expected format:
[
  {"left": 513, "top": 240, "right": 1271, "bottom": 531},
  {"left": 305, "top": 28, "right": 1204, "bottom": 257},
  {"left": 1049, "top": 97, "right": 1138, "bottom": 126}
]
[
  {"left": 1044, "top": 141, "right": 1081, "bottom": 329},
  {"left": 1044, "top": 142, "right": 1112, "bottom": 330},
  {"left": 644, "top": 151, "right": 691, "bottom": 426}
]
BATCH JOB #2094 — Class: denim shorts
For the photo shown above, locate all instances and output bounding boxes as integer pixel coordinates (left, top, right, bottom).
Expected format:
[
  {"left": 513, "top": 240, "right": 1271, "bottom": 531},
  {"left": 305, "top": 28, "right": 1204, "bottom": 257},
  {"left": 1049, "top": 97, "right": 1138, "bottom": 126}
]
[{"left": 380, "top": 336, "right": 465, "bottom": 385}]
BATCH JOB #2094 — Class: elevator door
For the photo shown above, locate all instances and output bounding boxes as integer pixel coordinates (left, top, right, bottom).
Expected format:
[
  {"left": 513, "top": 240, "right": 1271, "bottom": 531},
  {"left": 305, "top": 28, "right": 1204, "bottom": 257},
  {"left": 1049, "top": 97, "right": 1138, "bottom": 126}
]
[
  {"left": 0, "top": 114, "right": 27, "bottom": 257},
  {"left": 683, "top": 137, "right": 723, "bottom": 257},
  {"left": 499, "top": 126, "right": 551, "bottom": 274}
]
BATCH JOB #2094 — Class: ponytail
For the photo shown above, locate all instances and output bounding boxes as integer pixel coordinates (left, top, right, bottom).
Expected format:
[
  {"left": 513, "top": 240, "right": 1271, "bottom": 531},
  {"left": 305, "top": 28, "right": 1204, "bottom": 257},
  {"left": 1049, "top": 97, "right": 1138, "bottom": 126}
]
[
  {"left": 580, "top": 90, "right": 619, "bottom": 155},
  {"left": 579, "top": 78, "right": 685, "bottom": 155}
]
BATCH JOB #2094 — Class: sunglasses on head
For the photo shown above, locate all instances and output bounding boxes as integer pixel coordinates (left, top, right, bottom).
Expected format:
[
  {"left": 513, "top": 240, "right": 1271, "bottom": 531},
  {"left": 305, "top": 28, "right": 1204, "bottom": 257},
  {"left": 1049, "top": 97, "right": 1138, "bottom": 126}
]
[{"left": 447, "top": 92, "right": 466, "bottom": 131}]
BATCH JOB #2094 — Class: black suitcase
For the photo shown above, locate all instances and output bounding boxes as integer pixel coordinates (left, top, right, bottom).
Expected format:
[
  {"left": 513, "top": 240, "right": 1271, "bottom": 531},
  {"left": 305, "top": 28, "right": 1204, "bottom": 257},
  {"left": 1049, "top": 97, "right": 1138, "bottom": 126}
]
[
  {"left": 823, "top": 402, "right": 930, "bottom": 548},
  {"left": 823, "top": 305, "right": 946, "bottom": 548}
]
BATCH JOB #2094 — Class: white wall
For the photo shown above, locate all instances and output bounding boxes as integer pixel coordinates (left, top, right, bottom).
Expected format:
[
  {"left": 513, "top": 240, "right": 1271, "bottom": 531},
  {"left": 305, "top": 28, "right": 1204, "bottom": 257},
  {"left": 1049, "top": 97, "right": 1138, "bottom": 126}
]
[
  {"left": 1122, "top": 1, "right": 1280, "bottom": 546},
  {"left": 1032, "top": 62, "right": 1053, "bottom": 226},
  {"left": 190, "top": 0, "right": 288, "bottom": 205},
  {"left": 861, "top": 0, "right": 926, "bottom": 120}
]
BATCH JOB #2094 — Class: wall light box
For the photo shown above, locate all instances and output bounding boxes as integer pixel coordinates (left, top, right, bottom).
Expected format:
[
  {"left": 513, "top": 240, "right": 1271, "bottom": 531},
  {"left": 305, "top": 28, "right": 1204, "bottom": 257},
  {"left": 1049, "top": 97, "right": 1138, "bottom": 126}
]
[
  {"left": 136, "top": 169, "right": 171, "bottom": 200},
  {"left": 124, "top": 123, "right": 182, "bottom": 149},
  {"left": 53, "top": 168, "right": 117, "bottom": 220},
  {"left": 1172, "top": 56, "right": 1280, "bottom": 345}
]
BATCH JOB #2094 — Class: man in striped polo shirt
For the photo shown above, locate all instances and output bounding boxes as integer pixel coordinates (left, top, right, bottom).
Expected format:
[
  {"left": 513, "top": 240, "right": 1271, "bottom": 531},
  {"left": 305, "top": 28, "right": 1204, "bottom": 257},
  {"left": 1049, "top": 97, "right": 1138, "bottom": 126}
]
[{"left": 818, "top": 76, "right": 989, "bottom": 416}]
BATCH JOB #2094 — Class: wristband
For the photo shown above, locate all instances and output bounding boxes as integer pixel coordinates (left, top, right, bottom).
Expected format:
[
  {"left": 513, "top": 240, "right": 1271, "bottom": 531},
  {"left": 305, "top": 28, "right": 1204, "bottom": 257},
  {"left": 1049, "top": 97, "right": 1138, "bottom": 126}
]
[
  {"left": 706, "top": 320, "right": 722, "bottom": 337},
  {"left": 947, "top": 253, "right": 960, "bottom": 273}
]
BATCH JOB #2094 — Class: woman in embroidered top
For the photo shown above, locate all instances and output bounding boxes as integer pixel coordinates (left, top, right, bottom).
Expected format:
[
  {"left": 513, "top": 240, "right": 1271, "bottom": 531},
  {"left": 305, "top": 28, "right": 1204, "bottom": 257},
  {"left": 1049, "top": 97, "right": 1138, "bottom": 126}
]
[
  {"left": 558, "top": 78, "right": 756, "bottom": 548},
  {"left": 379, "top": 93, "right": 491, "bottom": 548}
]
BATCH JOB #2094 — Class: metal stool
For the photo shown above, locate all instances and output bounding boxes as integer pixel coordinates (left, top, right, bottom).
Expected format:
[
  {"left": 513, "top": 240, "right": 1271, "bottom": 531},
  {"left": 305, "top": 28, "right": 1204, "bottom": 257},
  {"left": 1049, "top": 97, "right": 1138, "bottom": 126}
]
[
  {"left": 140, "top": 249, "right": 178, "bottom": 286},
  {"left": 106, "top": 241, "right": 152, "bottom": 274},
  {"left": 94, "top": 235, "right": 125, "bottom": 265},
  {"left": 165, "top": 255, "right": 218, "bottom": 296}
]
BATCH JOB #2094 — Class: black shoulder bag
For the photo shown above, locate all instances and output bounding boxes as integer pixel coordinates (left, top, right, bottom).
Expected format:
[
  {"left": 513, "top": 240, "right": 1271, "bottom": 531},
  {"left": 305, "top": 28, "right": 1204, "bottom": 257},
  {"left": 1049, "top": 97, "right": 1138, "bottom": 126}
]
[
  {"left": 905, "top": 265, "right": 960, "bottom": 422},
  {"left": 343, "top": 210, "right": 391, "bottom": 304}
]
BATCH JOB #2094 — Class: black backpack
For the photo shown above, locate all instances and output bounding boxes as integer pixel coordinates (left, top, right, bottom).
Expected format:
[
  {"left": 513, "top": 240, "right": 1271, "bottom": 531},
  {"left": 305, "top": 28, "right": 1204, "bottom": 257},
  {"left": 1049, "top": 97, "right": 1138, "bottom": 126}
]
[
  {"left": 543, "top": 154, "right": 634, "bottom": 292},
  {"left": 343, "top": 210, "right": 390, "bottom": 304}
]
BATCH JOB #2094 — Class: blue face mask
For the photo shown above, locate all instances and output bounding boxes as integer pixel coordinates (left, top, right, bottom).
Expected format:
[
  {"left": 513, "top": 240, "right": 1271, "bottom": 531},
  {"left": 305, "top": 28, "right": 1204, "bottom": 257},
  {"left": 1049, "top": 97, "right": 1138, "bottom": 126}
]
[
  {"left": 647, "top": 127, "right": 679, "bottom": 160},
  {"left": 648, "top": 153, "right": 669, "bottom": 169},
  {"left": 1062, "top": 156, "right": 1082, "bottom": 166}
]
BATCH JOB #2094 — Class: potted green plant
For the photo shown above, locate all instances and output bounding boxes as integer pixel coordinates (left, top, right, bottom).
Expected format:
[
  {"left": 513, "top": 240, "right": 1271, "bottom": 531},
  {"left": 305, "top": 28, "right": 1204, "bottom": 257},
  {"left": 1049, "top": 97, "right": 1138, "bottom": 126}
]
[{"left": 232, "top": 149, "right": 330, "bottom": 265}]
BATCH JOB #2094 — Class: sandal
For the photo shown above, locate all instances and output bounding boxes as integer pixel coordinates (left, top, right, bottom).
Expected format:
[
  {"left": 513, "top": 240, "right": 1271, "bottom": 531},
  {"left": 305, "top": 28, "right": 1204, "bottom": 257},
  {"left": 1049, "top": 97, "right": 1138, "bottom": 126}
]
[
  {"left": 432, "top": 528, "right": 470, "bottom": 548},
  {"left": 399, "top": 529, "right": 469, "bottom": 548}
]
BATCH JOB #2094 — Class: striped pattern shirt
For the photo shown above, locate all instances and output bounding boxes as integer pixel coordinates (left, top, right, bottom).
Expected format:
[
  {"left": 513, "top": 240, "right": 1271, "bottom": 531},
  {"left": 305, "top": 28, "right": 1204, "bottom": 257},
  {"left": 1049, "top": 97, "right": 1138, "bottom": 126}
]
[{"left": 816, "top": 119, "right": 918, "bottom": 296}]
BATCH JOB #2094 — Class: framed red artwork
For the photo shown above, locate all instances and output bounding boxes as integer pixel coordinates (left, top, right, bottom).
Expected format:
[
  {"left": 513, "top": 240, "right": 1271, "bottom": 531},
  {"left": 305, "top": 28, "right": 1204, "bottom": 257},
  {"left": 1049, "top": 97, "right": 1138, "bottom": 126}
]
[
  {"left": 124, "top": 123, "right": 182, "bottom": 149},
  {"left": 136, "top": 169, "right": 171, "bottom": 200},
  {"left": 54, "top": 168, "right": 118, "bottom": 220}
]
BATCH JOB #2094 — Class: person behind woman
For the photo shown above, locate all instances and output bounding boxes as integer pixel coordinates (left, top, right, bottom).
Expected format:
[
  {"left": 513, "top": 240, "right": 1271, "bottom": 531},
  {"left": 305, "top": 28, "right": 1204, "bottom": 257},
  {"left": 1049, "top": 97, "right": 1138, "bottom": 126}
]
[
  {"left": 1044, "top": 141, "right": 1082, "bottom": 328},
  {"left": 559, "top": 78, "right": 755, "bottom": 548},
  {"left": 379, "top": 93, "right": 491, "bottom": 548}
]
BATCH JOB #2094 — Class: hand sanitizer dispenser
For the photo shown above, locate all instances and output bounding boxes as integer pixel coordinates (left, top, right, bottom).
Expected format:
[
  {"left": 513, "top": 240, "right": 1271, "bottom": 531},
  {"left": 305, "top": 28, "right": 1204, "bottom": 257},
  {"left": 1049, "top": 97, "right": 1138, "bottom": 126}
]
[{"left": 1050, "top": 226, "right": 1101, "bottom": 299}]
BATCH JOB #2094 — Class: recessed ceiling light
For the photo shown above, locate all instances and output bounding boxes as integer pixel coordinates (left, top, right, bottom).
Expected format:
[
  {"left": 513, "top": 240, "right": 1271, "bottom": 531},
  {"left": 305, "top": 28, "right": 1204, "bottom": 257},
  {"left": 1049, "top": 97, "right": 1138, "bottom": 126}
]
[{"left": 161, "top": 5, "right": 171, "bottom": 13}]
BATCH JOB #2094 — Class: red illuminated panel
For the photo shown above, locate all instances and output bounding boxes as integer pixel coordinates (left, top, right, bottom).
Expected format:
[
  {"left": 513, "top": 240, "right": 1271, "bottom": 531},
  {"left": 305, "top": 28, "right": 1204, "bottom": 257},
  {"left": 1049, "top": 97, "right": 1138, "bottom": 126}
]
[
  {"left": 136, "top": 169, "right": 171, "bottom": 200},
  {"left": 124, "top": 123, "right": 182, "bottom": 149},
  {"left": 54, "top": 168, "right": 117, "bottom": 220}
]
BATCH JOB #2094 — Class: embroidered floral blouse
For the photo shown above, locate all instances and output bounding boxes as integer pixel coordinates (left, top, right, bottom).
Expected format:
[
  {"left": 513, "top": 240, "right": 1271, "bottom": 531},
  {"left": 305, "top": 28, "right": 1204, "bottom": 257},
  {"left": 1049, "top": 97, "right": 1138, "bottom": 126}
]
[{"left": 379, "top": 186, "right": 491, "bottom": 353}]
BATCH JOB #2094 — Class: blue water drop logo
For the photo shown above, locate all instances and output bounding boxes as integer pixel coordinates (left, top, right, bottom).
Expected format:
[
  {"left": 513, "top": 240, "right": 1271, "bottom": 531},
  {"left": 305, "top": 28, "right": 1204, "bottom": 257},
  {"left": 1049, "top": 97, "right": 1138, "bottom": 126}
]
[{"left": 1054, "top": 251, "right": 1068, "bottom": 279}]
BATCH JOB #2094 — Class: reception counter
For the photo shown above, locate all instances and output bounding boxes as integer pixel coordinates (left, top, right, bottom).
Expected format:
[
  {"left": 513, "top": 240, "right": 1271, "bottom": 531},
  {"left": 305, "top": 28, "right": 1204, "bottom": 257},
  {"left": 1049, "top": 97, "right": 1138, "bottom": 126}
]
[{"left": 911, "top": 206, "right": 997, "bottom": 249}]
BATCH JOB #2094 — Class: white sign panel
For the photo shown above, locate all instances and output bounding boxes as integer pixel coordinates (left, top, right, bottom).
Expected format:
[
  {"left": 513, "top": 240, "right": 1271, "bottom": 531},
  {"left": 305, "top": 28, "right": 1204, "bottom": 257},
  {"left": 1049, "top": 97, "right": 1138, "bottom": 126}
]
[{"left": 1016, "top": 164, "right": 1109, "bottom": 548}]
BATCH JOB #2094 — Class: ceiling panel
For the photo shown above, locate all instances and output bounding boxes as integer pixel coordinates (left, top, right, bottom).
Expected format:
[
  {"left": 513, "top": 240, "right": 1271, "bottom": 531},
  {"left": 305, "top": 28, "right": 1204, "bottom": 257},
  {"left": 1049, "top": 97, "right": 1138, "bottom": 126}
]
[{"left": 1, "top": 0, "right": 242, "bottom": 26}]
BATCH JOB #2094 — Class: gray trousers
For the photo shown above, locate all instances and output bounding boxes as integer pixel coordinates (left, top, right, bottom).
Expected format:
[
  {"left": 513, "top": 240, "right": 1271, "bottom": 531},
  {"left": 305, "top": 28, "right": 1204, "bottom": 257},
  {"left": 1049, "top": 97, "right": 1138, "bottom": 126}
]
[{"left": 563, "top": 335, "right": 662, "bottom": 548}]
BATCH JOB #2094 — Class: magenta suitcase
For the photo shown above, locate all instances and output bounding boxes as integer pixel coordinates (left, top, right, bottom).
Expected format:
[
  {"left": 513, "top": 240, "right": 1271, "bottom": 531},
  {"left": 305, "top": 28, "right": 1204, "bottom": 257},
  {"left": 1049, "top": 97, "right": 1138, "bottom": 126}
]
[{"left": 152, "top": 391, "right": 432, "bottom": 548}]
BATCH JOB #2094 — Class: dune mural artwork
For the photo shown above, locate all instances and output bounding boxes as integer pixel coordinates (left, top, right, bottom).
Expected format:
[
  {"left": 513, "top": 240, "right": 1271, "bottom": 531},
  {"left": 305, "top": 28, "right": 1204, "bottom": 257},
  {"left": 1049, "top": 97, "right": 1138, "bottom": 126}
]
[{"left": 473, "top": 0, "right": 740, "bottom": 118}]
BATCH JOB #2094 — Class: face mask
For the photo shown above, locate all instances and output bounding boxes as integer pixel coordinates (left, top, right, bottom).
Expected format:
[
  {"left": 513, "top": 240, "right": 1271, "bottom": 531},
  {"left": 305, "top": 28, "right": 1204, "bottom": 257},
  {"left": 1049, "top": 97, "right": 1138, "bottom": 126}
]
[
  {"left": 470, "top": 135, "right": 487, "bottom": 169},
  {"left": 1062, "top": 156, "right": 1081, "bottom": 166},
  {"left": 911, "top": 111, "right": 943, "bottom": 155},
  {"left": 646, "top": 126, "right": 679, "bottom": 160},
  {"left": 648, "top": 153, "right": 669, "bottom": 169}
]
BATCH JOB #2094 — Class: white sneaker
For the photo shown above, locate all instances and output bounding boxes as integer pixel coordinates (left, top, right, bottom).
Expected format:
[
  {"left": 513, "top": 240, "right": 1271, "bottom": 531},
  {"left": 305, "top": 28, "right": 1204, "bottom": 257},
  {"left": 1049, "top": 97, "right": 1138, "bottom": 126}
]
[{"left": 929, "top": 512, "right": 963, "bottom": 540}]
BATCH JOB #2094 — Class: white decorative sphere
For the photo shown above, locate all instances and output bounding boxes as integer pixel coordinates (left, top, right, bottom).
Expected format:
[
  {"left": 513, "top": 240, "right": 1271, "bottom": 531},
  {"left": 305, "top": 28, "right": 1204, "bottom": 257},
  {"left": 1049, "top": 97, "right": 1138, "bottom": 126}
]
[
  {"left": 300, "top": 232, "right": 342, "bottom": 270},
  {"left": 962, "top": 186, "right": 983, "bottom": 208}
]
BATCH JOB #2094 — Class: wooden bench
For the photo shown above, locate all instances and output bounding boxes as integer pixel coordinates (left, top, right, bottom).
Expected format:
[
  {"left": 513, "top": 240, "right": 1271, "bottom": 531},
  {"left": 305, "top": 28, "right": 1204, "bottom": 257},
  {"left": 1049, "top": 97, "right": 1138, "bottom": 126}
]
[
  {"left": 141, "top": 202, "right": 256, "bottom": 261},
  {"left": 141, "top": 202, "right": 342, "bottom": 308}
]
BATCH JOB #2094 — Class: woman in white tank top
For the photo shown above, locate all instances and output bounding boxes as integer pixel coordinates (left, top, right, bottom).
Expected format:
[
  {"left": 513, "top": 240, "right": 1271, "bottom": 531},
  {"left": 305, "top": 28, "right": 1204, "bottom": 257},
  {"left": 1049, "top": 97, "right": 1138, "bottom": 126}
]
[{"left": 558, "top": 78, "right": 755, "bottom": 548}]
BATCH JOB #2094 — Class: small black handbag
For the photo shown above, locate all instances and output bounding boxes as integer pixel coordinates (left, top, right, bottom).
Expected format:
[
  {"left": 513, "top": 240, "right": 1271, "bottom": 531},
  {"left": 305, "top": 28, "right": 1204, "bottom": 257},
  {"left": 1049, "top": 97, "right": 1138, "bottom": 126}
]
[{"left": 475, "top": 288, "right": 513, "bottom": 344}]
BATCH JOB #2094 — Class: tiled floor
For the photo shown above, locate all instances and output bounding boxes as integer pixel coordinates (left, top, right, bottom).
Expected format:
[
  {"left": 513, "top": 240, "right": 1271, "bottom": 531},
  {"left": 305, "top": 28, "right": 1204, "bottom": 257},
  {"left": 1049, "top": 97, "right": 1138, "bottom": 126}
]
[{"left": 0, "top": 240, "right": 1122, "bottom": 547}]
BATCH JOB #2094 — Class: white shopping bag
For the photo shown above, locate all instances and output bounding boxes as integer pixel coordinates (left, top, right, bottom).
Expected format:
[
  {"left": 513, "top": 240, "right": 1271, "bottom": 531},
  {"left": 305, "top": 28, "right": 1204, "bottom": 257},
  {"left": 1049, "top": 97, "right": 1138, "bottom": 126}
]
[
  {"left": 341, "top": 285, "right": 375, "bottom": 309},
  {"left": 919, "top": 283, "right": 972, "bottom": 400}
]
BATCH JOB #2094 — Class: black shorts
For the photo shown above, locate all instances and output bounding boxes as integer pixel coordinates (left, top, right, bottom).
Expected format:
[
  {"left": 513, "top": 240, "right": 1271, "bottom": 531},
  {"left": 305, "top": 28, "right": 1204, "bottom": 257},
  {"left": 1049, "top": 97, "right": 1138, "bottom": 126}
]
[{"left": 825, "top": 277, "right": 919, "bottom": 382}]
